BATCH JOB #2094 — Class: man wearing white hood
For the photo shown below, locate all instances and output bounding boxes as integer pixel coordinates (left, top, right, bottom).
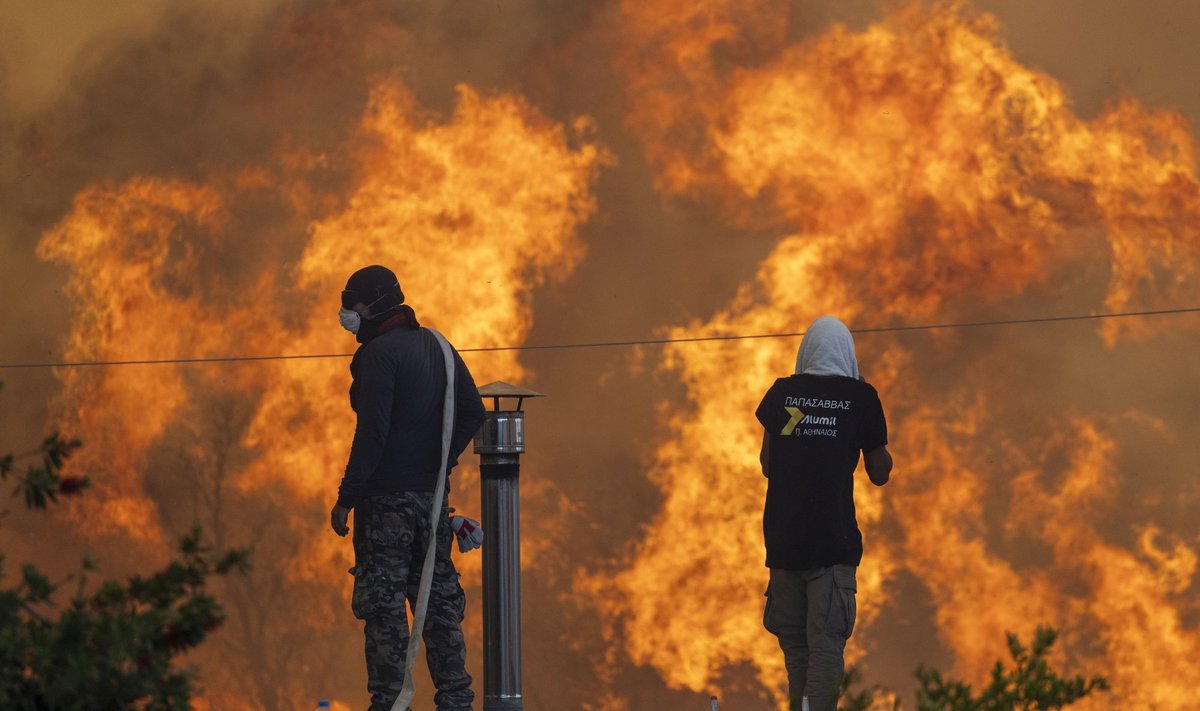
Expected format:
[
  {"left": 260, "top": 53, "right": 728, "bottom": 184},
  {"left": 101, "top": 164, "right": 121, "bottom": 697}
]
[{"left": 755, "top": 316, "right": 892, "bottom": 711}]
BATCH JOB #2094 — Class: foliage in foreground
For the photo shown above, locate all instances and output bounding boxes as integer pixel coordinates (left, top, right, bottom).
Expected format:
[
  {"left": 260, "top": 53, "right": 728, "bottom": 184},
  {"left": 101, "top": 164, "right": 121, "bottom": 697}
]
[
  {"left": 840, "top": 665, "right": 901, "bottom": 710},
  {"left": 839, "top": 625, "right": 1108, "bottom": 710},
  {"left": 1, "top": 380, "right": 249, "bottom": 710},
  {"left": 913, "top": 626, "right": 1108, "bottom": 710}
]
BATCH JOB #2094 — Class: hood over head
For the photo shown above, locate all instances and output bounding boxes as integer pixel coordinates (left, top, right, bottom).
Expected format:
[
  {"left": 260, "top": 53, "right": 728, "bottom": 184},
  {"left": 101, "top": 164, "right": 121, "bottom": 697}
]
[{"left": 795, "top": 315, "right": 859, "bottom": 379}]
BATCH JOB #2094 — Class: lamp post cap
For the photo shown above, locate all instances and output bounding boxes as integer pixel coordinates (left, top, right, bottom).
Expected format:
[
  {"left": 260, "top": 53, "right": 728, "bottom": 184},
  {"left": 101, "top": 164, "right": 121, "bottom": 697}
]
[{"left": 477, "top": 381, "right": 545, "bottom": 399}]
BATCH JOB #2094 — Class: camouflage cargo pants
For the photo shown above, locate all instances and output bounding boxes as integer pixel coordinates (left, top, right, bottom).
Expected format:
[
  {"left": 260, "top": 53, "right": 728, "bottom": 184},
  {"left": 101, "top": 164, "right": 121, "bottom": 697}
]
[{"left": 352, "top": 491, "right": 474, "bottom": 711}]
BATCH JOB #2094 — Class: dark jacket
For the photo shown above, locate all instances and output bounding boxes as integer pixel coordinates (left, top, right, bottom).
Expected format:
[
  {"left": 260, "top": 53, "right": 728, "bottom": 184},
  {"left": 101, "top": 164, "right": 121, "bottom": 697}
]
[{"left": 335, "top": 327, "right": 486, "bottom": 508}]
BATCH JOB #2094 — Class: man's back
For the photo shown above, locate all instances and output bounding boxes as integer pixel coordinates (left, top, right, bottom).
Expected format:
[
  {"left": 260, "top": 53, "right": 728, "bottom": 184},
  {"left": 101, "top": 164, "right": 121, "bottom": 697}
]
[
  {"left": 758, "top": 316, "right": 892, "bottom": 711},
  {"left": 340, "top": 327, "right": 485, "bottom": 506},
  {"left": 755, "top": 373, "right": 887, "bottom": 569}
]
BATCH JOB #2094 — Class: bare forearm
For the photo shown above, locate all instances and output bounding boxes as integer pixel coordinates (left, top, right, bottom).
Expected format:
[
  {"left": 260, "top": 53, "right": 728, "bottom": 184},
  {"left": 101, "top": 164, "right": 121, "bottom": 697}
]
[{"left": 864, "top": 446, "right": 892, "bottom": 486}]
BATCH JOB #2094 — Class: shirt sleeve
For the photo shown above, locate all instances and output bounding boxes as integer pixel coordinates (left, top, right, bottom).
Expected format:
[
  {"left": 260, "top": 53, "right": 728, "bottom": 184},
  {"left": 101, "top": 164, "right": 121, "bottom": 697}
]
[
  {"left": 860, "top": 385, "right": 888, "bottom": 452},
  {"left": 337, "top": 344, "right": 397, "bottom": 509},
  {"left": 448, "top": 349, "right": 486, "bottom": 470},
  {"left": 755, "top": 380, "right": 780, "bottom": 431}
]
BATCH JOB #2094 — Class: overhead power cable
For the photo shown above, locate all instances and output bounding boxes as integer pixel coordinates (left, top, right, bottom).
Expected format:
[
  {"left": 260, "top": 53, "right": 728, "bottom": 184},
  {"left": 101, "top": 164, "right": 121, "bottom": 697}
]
[{"left": 1, "top": 306, "right": 1198, "bottom": 370}]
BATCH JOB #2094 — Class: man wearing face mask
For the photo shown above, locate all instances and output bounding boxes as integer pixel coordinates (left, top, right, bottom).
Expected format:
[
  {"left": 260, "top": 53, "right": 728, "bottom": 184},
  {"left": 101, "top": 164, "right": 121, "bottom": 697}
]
[{"left": 329, "top": 265, "right": 485, "bottom": 711}]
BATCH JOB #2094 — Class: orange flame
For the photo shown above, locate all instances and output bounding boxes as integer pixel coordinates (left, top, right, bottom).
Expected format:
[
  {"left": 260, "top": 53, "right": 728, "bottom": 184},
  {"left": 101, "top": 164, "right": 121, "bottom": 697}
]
[
  {"left": 37, "top": 76, "right": 604, "bottom": 707},
  {"left": 37, "top": 178, "right": 242, "bottom": 544},
  {"left": 593, "top": 1, "right": 1200, "bottom": 708},
  {"left": 24, "top": 1, "right": 1200, "bottom": 708}
]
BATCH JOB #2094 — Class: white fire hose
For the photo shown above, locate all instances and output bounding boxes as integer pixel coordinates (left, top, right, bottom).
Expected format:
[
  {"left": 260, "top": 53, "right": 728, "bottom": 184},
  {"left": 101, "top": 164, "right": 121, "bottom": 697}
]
[{"left": 391, "top": 328, "right": 457, "bottom": 711}]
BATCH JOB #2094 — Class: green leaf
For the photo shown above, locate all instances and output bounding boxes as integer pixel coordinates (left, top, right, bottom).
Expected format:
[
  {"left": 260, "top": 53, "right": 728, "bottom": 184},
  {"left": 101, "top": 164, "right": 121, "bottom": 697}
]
[
  {"left": 215, "top": 547, "right": 252, "bottom": 575},
  {"left": 21, "top": 563, "right": 55, "bottom": 602},
  {"left": 178, "top": 526, "right": 204, "bottom": 556},
  {"left": 40, "top": 432, "right": 82, "bottom": 472},
  {"left": 19, "top": 465, "right": 57, "bottom": 510}
]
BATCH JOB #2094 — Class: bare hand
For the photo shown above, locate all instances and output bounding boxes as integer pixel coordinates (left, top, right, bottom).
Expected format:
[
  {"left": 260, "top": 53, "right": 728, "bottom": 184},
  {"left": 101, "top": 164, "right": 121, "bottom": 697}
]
[{"left": 330, "top": 504, "right": 351, "bottom": 537}]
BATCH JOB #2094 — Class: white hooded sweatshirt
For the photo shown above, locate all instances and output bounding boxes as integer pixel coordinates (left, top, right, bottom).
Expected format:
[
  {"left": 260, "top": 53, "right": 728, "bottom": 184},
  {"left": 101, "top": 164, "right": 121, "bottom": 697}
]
[{"left": 794, "top": 315, "right": 859, "bottom": 379}]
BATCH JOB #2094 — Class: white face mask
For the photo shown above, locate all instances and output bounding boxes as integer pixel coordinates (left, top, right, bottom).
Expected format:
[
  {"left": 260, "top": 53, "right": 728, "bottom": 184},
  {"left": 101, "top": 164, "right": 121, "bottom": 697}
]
[{"left": 338, "top": 307, "right": 361, "bottom": 334}]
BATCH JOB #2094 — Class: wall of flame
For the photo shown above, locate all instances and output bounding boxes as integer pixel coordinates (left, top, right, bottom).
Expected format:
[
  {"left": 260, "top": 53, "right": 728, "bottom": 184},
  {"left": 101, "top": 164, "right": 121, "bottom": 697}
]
[
  {"left": 5, "top": 0, "right": 1200, "bottom": 708},
  {"left": 35, "top": 75, "right": 604, "bottom": 707},
  {"left": 589, "top": 2, "right": 1200, "bottom": 709}
]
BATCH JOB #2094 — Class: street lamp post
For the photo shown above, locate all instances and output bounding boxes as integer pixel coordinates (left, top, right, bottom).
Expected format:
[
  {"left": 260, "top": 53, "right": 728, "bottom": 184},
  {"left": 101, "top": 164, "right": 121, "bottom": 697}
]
[{"left": 474, "top": 381, "right": 544, "bottom": 711}]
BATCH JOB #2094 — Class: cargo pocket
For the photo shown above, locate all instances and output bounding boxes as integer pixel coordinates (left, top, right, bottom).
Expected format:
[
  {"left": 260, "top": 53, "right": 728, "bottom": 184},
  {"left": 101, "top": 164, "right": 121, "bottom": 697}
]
[
  {"left": 762, "top": 581, "right": 778, "bottom": 635},
  {"left": 832, "top": 566, "right": 857, "bottom": 640},
  {"left": 352, "top": 566, "right": 406, "bottom": 621},
  {"left": 449, "top": 570, "right": 466, "bottom": 621},
  {"left": 350, "top": 565, "right": 378, "bottom": 620}
]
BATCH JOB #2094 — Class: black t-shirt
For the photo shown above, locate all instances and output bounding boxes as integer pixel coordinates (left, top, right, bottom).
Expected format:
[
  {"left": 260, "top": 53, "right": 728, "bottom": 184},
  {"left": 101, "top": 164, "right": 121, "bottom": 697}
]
[{"left": 755, "top": 374, "right": 888, "bottom": 570}]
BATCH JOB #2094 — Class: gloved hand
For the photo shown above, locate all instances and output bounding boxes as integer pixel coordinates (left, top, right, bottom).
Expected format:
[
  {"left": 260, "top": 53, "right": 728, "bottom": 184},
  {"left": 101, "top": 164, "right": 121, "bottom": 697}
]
[{"left": 449, "top": 515, "right": 483, "bottom": 553}]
